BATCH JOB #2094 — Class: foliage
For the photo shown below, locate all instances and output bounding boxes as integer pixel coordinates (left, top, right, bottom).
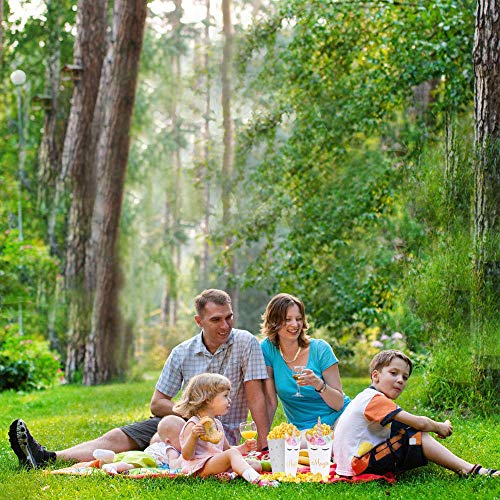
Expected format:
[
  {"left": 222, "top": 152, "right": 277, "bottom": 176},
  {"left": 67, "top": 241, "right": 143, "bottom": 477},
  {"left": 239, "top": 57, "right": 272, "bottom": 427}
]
[
  {"left": 0, "top": 230, "right": 60, "bottom": 335},
  {"left": 0, "top": 331, "right": 62, "bottom": 391},
  {"left": 232, "top": 0, "right": 475, "bottom": 336}
]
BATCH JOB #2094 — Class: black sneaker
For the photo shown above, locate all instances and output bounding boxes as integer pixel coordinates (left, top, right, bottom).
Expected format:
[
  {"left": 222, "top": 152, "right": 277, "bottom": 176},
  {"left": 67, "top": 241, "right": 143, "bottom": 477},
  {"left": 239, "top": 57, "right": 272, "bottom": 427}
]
[
  {"left": 9, "top": 419, "right": 56, "bottom": 468},
  {"left": 9, "top": 419, "right": 29, "bottom": 466}
]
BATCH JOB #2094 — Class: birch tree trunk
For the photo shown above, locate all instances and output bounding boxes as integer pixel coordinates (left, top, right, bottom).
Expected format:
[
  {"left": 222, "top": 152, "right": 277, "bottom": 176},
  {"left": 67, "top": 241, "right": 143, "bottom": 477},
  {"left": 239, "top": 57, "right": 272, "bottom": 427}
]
[
  {"left": 202, "top": 0, "right": 212, "bottom": 286},
  {"left": 472, "top": 0, "right": 500, "bottom": 388},
  {"left": 161, "top": 0, "right": 182, "bottom": 329},
  {"left": 83, "top": 0, "right": 147, "bottom": 385},
  {"left": 221, "top": 0, "right": 239, "bottom": 319},
  {"left": 63, "top": 0, "right": 108, "bottom": 382}
]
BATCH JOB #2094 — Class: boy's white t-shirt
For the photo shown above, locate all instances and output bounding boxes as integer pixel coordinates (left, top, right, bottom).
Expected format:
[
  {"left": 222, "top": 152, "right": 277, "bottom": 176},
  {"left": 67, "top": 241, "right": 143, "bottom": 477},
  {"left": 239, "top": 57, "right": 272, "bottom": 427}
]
[{"left": 333, "top": 387, "right": 402, "bottom": 476}]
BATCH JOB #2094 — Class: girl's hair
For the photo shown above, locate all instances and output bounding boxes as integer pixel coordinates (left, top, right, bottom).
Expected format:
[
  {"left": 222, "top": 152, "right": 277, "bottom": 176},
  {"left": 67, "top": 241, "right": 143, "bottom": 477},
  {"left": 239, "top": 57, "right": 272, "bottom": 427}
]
[
  {"left": 173, "top": 373, "right": 231, "bottom": 418},
  {"left": 260, "top": 293, "right": 310, "bottom": 348}
]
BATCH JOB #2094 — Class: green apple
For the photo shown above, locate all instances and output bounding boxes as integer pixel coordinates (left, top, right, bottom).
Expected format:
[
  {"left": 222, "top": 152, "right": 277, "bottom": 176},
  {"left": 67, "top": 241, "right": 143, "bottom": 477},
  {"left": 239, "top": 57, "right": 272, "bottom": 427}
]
[{"left": 260, "top": 460, "right": 272, "bottom": 472}]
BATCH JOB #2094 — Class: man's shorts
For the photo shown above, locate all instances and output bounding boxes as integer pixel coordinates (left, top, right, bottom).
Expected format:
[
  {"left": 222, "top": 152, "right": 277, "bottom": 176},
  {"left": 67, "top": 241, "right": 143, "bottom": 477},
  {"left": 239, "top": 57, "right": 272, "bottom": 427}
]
[
  {"left": 353, "top": 421, "right": 428, "bottom": 475},
  {"left": 120, "top": 417, "right": 162, "bottom": 450}
]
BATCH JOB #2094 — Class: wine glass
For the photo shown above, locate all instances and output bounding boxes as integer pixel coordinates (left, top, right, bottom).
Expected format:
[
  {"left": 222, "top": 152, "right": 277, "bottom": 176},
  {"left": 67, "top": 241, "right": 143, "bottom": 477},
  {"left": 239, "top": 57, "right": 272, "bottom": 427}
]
[
  {"left": 292, "top": 365, "right": 306, "bottom": 397},
  {"left": 239, "top": 421, "right": 257, "bottom": 441}
]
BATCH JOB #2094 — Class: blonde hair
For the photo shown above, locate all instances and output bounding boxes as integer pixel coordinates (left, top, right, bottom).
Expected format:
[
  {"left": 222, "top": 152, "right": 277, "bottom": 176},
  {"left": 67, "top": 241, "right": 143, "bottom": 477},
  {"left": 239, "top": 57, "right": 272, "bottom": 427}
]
[
  {"left": 369, "top": 349, "right": 413, "bottom": 377},
  {"left": 260, "top": 293, "right": 310, "bottom": 348},
  {"left": 173, "top": 373, "right": 231, "bottom": 418}
]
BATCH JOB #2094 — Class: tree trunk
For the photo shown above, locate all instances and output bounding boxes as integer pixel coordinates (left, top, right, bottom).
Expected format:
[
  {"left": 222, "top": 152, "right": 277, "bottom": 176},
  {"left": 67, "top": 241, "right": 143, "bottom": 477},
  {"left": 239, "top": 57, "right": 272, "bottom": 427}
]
[
  {"left": 83, "top": 0, "right": 147, "bottom": 385},
  {"left": 63, "top": 0, "right": 108, "bottom": 382},
  {"left": 38, "top": 0, "right": 68, "bottom": 257},
  {"left": 201, "top": 0, "right": 212, "bottom": 286},
  {"left": 221, "top": 0, "right": 238, "bottom": 319},
  {"left": 161, "top": 0, "right": 182, "bottom": 329},
  {"left": 472, "top": 0, "right": 500, "bottom": 389}
]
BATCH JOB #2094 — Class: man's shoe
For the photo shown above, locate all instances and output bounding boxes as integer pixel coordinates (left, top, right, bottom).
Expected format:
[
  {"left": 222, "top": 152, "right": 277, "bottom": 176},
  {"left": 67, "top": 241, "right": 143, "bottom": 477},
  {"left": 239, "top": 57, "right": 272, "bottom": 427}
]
[
  {"left": 9, "top": 419, "right": 56, "bottom": 468},
  {"left": 9, "top": 419, "right": 29, "bottom": 466}
]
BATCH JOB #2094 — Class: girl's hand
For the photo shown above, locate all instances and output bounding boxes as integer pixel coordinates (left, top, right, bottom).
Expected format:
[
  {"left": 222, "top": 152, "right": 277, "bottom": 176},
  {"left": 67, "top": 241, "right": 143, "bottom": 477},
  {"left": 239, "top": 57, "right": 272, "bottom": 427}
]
[
  {"left": 191, "top": 422, "right": 206, "bottom": 439},
  {"left": 234, "top": 440, "right": 257, "bottom": 454},
  {"left": 242, "top": 438, "right": 257, "bottom": 453}
]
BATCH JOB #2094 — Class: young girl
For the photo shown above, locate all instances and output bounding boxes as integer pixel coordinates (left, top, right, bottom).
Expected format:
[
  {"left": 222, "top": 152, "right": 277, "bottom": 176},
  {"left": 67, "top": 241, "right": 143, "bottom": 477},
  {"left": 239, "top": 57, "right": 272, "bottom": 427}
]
[{"left": 173, "top": 373, "right": 278, "bottom": 487}]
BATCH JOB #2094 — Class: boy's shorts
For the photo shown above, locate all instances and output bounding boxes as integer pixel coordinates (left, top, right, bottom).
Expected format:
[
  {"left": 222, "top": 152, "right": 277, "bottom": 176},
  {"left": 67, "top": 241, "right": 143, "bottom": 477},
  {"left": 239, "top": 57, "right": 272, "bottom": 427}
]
[
  {"left": 120, "top": 417, "right": 162, "bottom": 450},
  {"left": 353, "top": 421, "right": 428, "bottom": 475}
]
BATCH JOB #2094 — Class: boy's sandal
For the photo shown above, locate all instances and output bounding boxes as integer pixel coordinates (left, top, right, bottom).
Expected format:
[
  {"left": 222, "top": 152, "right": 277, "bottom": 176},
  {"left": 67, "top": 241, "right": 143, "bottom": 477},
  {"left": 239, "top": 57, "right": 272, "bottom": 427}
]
[{"left": 469, "top": 464, "right": 500, "bottom": 477}]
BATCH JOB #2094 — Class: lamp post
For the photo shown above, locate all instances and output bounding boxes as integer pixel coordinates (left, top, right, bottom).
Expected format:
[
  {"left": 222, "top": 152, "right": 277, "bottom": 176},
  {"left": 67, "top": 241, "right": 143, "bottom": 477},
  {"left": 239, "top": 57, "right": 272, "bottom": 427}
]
[
  {"left": 10, "top": 69, "right": 26, "bottom": 335},
  {"left": 10, "top": 69, "right": 26, "bottom": 242}
]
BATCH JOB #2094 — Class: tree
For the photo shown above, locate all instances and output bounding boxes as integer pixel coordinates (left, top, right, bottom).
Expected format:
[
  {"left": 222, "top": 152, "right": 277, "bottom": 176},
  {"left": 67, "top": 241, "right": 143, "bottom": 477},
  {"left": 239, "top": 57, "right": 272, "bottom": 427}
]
[
  {"left": 83, "top": 0, "right": 148, "bottom": 385},
  {"left": 221, "top": 0, "right": 239, "bottom": 317},
  {"left": 472, "top": 0, "right": 499, "bottom": 390},
  {"left": 63, "top": 0, "right": 108, "bottom": 382}
]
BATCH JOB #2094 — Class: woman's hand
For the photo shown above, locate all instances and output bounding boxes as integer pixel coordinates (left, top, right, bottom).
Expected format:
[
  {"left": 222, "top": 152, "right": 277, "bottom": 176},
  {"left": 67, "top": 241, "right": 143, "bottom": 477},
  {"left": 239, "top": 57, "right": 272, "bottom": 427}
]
[{"left": 297, "top": 368, "right": 323, "bottom": 390}]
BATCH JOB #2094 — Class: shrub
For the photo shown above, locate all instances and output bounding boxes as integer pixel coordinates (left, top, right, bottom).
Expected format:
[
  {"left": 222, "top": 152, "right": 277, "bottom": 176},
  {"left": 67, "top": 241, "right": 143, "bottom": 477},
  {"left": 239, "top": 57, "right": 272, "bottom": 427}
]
[{"left": 0, "top": 329, "right": 62, "bottom": 391}]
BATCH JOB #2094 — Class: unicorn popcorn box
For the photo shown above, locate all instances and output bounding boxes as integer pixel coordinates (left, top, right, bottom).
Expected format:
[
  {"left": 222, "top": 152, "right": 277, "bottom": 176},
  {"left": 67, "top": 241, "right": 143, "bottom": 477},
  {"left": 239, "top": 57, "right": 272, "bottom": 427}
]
[
  {"left": 267, "top": 423, "right": 301, "bottom": 476},
  {"left": 305, "top": 418, "right": 334, "bottom": 479}
]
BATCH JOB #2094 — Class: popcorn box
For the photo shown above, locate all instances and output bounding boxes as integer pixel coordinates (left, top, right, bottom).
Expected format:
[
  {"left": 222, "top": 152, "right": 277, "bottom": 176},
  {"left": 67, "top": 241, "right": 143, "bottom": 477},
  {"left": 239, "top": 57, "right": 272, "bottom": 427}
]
[
  {"left": 306, "top": 439, "right": 333, "bottom": 479},
  {"left": 268, "top": 436, "right": 301, "bottom": 476}
]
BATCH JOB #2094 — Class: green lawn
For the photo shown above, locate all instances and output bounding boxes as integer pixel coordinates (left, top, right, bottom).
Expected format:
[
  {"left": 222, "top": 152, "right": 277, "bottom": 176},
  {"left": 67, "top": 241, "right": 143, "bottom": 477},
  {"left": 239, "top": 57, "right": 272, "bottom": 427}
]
[{"left": 1, "top": 375, "right": 499, "bottom": 499}]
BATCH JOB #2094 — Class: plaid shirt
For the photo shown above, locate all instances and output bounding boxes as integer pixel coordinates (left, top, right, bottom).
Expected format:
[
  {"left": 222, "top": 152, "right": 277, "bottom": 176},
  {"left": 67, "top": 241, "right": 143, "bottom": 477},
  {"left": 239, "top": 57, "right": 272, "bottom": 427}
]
[{"left": 155, "top": 328, "right": 268, "bottom": 444}]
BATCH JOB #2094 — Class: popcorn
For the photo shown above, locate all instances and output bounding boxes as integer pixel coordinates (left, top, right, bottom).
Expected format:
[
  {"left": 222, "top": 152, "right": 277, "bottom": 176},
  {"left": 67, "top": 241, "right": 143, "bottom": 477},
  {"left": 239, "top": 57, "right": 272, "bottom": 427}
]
[
  {"left": 264, "top": 472, "right": 326, "bottom": 483},
  {"left": 267, "top": 422, "right": 300, "bottom": 440}
]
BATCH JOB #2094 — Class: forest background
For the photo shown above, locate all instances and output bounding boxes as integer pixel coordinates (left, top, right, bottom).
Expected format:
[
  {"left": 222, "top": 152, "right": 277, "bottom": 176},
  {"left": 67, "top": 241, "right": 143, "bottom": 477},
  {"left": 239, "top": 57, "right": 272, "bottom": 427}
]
[{"left": 0, "top": 0, "right": 498, "bottom": 413}]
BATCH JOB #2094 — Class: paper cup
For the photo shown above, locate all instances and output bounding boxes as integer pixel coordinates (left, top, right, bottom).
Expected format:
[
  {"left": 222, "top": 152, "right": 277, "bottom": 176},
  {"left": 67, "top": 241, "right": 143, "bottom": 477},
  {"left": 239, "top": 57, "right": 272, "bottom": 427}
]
[{"left": 307, "top": 440, "right": 333, "bottom": 479}]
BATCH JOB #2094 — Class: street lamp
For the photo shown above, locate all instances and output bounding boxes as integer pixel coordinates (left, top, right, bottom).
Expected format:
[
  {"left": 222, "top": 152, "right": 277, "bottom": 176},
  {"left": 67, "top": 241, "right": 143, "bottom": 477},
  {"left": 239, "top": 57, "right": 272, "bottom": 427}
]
[
  {"left": 10, "top": 69, "right": 26, "bottom": 242},
  {"left": 10, "top": 69, "right": 27, "bottom": 335}
]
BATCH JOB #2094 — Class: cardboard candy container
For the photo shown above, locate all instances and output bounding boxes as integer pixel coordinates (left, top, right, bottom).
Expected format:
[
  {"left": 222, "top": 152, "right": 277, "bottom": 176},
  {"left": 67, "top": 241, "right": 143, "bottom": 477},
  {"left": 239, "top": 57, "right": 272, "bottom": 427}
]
[
  {"left": 305, "top": 417, "right": 334, "bottom": 479},
  {"left": 267, "top": 422, "right": 301, "bottom": 475}
]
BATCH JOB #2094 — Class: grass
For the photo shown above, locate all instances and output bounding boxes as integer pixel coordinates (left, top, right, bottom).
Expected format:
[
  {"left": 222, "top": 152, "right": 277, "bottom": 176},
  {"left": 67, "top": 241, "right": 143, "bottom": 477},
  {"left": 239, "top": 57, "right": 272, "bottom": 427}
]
[{"left": 1, "top": 375, "right": 499, "bottom": 499}]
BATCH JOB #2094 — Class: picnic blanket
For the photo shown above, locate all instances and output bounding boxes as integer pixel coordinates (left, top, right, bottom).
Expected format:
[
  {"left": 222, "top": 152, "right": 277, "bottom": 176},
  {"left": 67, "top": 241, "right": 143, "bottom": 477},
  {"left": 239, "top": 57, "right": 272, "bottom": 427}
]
[{"left": 47, "top": 457, "right": 395, "bottom": 483}]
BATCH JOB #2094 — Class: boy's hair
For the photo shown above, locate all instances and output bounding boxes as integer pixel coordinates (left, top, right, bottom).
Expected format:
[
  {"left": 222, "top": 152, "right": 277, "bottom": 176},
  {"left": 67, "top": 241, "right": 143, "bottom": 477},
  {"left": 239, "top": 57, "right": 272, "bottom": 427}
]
[
  {"left": 172, "top": 373, "right": 231, "bottom": 418},
  {"left": 370, "top": 349, "right": 413, "bottom": 377},
  {"left": 194, "top": 289, "right": 231, "bottom": 316},
  {"left": 260, "top": 293, "right": 310, "bottom": 348}
]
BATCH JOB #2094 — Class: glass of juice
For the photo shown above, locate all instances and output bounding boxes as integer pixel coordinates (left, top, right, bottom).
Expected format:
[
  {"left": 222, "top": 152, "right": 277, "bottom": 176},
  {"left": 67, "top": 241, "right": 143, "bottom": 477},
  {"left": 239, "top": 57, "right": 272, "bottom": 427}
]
[{"left": 239, "top": 421, "right": 257, "bottom": 441}]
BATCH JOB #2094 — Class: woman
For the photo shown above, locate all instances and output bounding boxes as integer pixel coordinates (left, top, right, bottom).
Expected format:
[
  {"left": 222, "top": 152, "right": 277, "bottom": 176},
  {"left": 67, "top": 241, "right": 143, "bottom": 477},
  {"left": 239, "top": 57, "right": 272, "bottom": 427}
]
[{"left": 261, "top": 293, "right": 350, "bottom": 432}]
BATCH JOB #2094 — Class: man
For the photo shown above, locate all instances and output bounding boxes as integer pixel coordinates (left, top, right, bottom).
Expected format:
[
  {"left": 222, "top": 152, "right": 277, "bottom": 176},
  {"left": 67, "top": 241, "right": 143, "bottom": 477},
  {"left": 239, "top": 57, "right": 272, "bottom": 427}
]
[{"left": 9, "top": 289, "right": 270, "bottom": 468}]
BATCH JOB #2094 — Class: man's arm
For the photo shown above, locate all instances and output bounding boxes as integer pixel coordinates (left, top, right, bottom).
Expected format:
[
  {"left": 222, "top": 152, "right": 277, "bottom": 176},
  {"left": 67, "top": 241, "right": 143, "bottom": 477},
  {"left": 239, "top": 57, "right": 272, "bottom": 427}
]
[
  {"left": 263, "top": 366, "right": 278, "bottom": 426},
  {"left": 150, "top": 389, "right": 178, "bottom": 417},
  {"left": 394, "top": 410, "right": 453, "bottom": 438},
  {"left": 245, "top": 379, "right": 270, "bottom": 450}
]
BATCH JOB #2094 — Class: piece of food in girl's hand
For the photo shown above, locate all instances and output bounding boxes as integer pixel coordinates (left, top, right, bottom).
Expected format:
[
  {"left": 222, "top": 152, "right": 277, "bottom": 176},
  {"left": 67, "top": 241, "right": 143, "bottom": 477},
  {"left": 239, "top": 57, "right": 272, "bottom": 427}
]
[{"left": 199, "top": 416, "right": 223, "bottom": 444}]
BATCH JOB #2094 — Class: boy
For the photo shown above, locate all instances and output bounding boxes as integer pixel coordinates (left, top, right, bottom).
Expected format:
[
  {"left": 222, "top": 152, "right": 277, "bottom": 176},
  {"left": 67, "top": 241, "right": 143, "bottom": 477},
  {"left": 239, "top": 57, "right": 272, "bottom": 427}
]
[{"left": 333, "top": 350, "right": 499, "bottom": 477}]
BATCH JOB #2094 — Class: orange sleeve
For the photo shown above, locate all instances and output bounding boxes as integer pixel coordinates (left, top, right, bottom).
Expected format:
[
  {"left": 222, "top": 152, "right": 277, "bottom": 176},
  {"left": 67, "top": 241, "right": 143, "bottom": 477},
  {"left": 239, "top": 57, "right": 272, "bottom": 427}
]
[{"left": 364, "top": 394, "right": 400, "bottom": 425}]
